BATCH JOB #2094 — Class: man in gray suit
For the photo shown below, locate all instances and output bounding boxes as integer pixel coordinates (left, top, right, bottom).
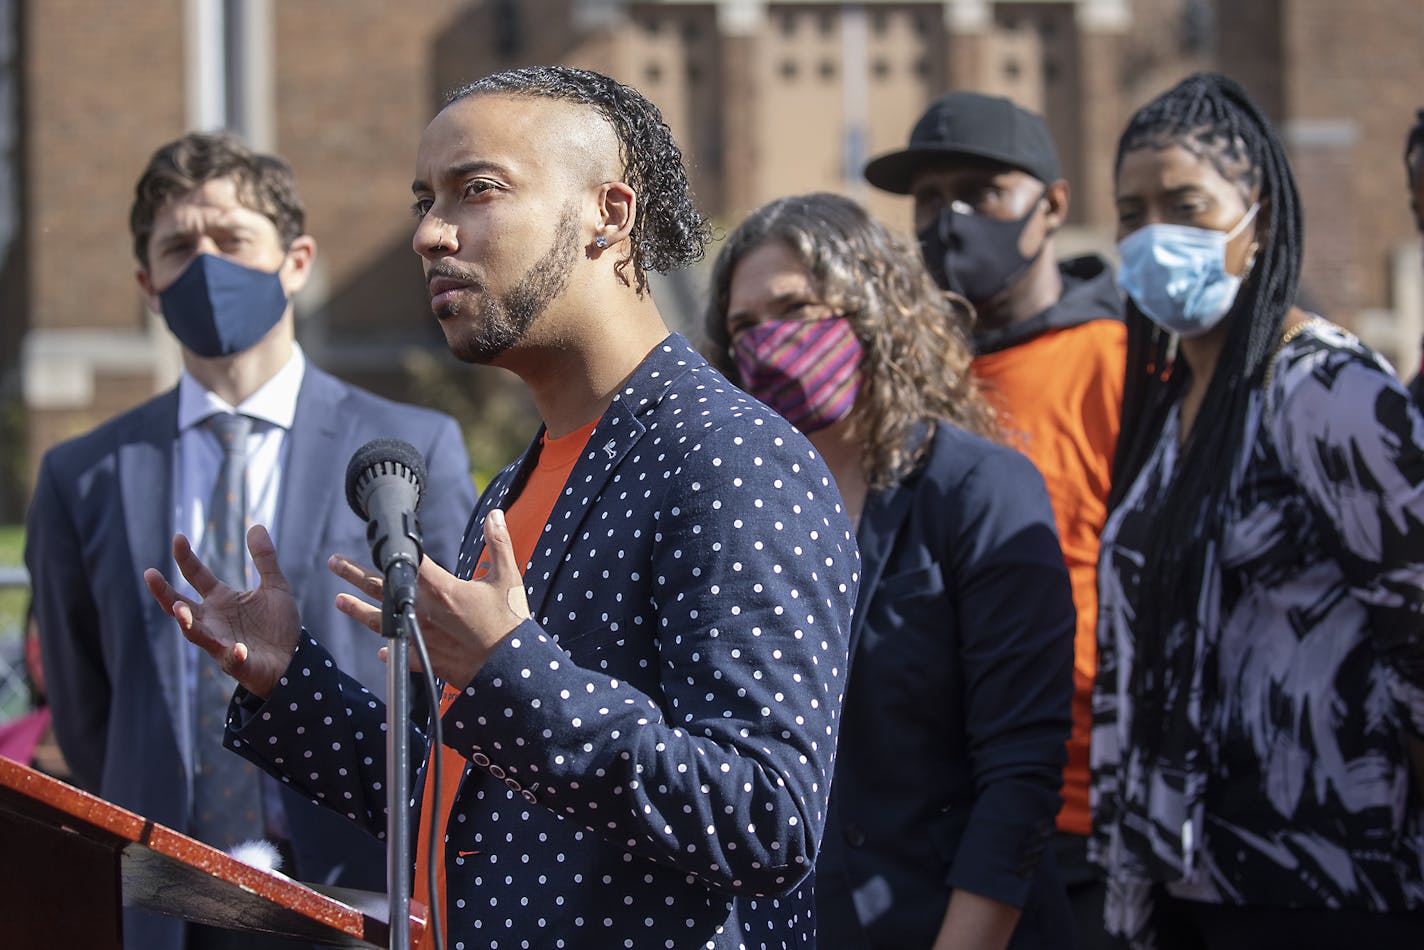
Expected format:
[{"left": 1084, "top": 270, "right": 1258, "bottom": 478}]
[{"left": 24, "top": 131, "right": 476, "bottom": 950}]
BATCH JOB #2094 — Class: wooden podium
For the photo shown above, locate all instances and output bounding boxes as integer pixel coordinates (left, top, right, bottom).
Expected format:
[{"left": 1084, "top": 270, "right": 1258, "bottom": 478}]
[{"left": 0, "top": 756, "right": 425, "bottom": 949}]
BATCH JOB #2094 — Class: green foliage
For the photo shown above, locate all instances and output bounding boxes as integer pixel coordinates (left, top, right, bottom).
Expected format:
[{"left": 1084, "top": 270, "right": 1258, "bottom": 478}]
[
  {"left": 0, "top": 524, "right": 26, "bottom": 626},
  {"left": 400, "top": 349, "right": 541, "bottom": 489},
  {"left": 0, "top": 524, "right": 22, "bottom": 563},
  {"left": 0, "top": 524, "right": 28, "bottom": 720},
  {"left": 0, "top": 390, "right": 31, "bottom": 522}
]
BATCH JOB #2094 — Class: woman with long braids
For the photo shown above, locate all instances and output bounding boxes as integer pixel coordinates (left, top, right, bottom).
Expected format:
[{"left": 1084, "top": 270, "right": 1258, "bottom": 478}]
[
  {"left": 706, "top": 193, "right": 1077, "bottom": 949},
  {"left": 1093, "top": 72, "right": 1424, "bottom": 948}
]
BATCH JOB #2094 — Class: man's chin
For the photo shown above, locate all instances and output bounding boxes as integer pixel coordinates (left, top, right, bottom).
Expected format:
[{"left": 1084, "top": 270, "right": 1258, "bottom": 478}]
[
  {"left": 451, "top": 346, "right": 507, "bottom": 366},
  {"left": 436, "top": 299, "right": 536, "bottom": 367},
  {"left": 441, "top": 327, "right": 512, "bottom": 366}
]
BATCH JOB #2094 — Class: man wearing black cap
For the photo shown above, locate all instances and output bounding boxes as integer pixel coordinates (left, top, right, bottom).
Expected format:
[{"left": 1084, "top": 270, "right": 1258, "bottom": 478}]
[{"left": 866, "top": 90, "right": 1125, "bottom": 949}]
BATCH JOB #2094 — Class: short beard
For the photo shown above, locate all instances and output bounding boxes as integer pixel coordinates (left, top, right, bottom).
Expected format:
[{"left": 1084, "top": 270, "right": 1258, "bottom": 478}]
[{"left": 447, "top": 203, "right": 581, "bottom": 364}]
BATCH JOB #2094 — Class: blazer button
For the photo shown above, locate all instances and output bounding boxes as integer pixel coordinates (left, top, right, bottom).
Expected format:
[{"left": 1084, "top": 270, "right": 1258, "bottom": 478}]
[
  {"left": 489, "top": 764, "right": 506, "bottom": 779},
  {"left": 472, "top": 752, "right": 491, "bottom": 767},
  {"left": 844, "top": 823, "right": 866, "bottom": 848}
]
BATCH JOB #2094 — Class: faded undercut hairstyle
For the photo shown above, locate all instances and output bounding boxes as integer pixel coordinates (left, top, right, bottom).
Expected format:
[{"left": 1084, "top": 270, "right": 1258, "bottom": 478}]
[
  {"left": 1109, "top": 72, "right": 1304, "bottom": 750},
  {"left": 447, "top": 66, "right": 713, "bottom": 296},
  {"left": 130, "top": 130, "right": 305, "bottom": 268},
  {"left": 704, "top": 192, "right": 997, "bottom": 491}
]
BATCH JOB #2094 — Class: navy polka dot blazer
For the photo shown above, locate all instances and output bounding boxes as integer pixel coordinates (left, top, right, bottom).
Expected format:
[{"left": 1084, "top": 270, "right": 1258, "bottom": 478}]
[{"left": 230, "top": 334, "right": 859, "bottom": 948}]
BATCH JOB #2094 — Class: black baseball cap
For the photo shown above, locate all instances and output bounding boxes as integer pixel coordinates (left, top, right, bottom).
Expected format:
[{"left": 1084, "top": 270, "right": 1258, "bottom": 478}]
[{"left": 863, "top": 91, "right": 1062, "bottom": 194}]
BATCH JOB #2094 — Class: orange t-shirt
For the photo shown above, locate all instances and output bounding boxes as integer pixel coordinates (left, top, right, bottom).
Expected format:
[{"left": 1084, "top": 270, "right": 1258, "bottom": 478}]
[
  {"left": 972, "top": 319, "right": 1125, "bottom": 836},
  {"left": 413, "top": 418, "right": 598, "bottom": 949}
]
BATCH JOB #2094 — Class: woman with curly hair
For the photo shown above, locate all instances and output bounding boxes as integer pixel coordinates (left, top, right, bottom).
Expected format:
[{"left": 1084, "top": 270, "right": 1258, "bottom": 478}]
[
  {"left": 705, "top": 192, "right": 1077, "bottom": 949},
  {"left": 1094, "top": 72, "right": 1424, "bottom": 948}
]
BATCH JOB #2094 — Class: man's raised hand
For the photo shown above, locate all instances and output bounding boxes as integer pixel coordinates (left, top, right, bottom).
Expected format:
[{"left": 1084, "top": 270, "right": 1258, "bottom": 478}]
[
  {"left": 329, "top": 508, "right": 531, "bottom": 689},
  {"left": 144, "top": 524, "right": 302, "bottom": 699}
]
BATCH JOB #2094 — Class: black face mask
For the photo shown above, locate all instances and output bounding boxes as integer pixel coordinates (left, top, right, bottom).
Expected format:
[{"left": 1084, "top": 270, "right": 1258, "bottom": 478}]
[{"left": 917, "top": 193, "right": 1047, "bottom": 304}]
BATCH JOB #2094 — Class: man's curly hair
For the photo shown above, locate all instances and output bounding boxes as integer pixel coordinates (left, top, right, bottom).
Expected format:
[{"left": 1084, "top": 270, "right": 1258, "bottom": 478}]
[{"left": 447, "top": 66, "right": 713, "bottom": 296}]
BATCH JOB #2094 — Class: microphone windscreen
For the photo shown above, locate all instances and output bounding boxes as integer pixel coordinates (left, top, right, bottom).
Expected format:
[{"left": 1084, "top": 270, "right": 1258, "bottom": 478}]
[{"left": 344, "top": 438, "right": 429, "bottom": 520}]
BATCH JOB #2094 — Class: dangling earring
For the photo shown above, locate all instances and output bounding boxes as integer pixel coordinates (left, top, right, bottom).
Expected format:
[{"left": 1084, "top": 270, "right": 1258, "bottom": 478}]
[
  {"left": 594, "top": 234, "right": 609, "bottom": 249},
  {"left": 1242, "top": 241, "right": 1260, "bottom": 280}
]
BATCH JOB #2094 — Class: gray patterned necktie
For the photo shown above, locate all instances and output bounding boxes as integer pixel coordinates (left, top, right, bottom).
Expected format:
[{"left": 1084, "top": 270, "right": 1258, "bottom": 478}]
[{"left": 189, "top": 412, "right": 264, "bottom": 850}]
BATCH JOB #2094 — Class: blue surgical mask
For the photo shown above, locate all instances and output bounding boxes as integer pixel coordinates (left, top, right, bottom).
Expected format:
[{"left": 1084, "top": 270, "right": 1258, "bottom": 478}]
[
  {"left": 158, "top": 254, "right": 290, "bottom": 358},
  {"left": 1115, "top": 203, "right": 1258, "bottom": 338}
]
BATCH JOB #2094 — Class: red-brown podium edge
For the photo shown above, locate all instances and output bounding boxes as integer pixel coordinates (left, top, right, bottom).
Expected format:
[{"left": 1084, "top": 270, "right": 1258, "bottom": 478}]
[{"left": 0, "top": 754, "right": 426, "bottom": 949}]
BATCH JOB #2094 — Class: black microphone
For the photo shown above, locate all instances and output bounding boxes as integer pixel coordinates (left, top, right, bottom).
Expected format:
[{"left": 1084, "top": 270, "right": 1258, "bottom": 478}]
[{"left": 344, "top": 439, "right": 427, "bottom": 617}]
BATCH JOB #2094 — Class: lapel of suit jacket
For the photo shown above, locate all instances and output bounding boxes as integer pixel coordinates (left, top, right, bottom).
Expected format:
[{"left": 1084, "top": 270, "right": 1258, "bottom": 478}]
[
  {"left": 521, "top": 390, "right": 647, "bottom": 626},
  {"left": 275, "top": 366, "right": 346, "bottom": 597},
  {"left": 847, "top": 469, "right": 915, "bottom": 679},
  {"left": 119, "top": 390, "right": 185, "bottom": 759},
  {"left": 455, "top": 430, "right": 540, "bottom": 582},
  {"left": 518, "top": 335, "right": 698, "bottom": 625}
]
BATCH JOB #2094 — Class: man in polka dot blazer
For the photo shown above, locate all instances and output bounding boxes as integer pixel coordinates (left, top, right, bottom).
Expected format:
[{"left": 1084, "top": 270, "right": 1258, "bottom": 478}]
[{"left": 146, "top": 67, "right": 859, "bottom": 948}]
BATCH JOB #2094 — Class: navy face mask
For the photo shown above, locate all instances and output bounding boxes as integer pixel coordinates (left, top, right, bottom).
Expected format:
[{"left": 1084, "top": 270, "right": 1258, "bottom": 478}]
[
  {"left": 158, "top": 254, "right": 289, "bottom": 358},
  {"left": 917, "top": 192, "right": 1046, "bottom": 304}
]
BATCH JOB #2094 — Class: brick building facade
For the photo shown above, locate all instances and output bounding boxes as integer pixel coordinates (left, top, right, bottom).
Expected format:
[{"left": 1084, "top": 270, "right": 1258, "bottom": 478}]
[{"left": 2, "top": 0, "right": 1422, "bottom": 519}]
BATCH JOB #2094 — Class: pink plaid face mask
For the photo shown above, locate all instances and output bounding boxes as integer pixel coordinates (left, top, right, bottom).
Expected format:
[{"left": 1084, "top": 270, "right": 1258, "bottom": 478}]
[{"left": 730, "top": 315, "right": 863, "bottom": 433}]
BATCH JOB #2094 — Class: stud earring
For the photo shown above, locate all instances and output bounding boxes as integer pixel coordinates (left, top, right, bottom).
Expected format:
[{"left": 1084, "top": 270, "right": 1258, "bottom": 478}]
[{"left": 594, "top": 234, "right": 609, "bottom": 249}]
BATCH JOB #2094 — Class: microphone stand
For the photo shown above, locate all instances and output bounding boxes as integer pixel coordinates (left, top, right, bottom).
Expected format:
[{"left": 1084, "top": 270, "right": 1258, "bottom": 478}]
[
  {"left": 344, "top": 439, "right": 430, "bottom": 950},
  {"left": 382, "top": 564, "right": 418, "bottom": 950}
]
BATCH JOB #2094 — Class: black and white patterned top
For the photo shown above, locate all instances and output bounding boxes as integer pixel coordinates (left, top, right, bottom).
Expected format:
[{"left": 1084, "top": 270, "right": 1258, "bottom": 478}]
[
  {"left": 229, "top": 334, "right": 860, "bottom": 948},
  {"left": 1092, "top": 320, "right": 1424, "bottom": 944}
]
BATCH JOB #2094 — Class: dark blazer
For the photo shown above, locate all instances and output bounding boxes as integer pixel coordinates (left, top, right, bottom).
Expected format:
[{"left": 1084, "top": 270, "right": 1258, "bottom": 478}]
[
  {"left": 227, "top": 334, "right": 860, "bottom": 948},
  {"left": 814, "top": 422, "right": 1077, "bottom": 949},
  {"left": 25, "top": 363, "right": 475, "bottom": 950}
]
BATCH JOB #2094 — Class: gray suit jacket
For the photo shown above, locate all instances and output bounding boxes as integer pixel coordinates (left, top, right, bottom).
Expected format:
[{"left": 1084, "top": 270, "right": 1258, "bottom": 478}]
[{"left": 24, "top": 363, "right": 476, "bottom": 950}]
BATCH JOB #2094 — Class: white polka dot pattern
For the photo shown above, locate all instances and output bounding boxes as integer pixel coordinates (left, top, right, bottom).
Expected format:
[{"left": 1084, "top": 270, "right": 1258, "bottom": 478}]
[{"left": 229, "top": 334, "right": 859, "bottom": 947}]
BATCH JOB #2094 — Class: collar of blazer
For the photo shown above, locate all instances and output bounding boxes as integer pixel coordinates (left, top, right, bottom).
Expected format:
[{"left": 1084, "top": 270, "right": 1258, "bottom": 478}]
[
  {"left": 845, "top": 443, "right": 924, "bottom": 675},
  {"left": 456, "top": 332, "right": 704, "bottom": 607}
]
